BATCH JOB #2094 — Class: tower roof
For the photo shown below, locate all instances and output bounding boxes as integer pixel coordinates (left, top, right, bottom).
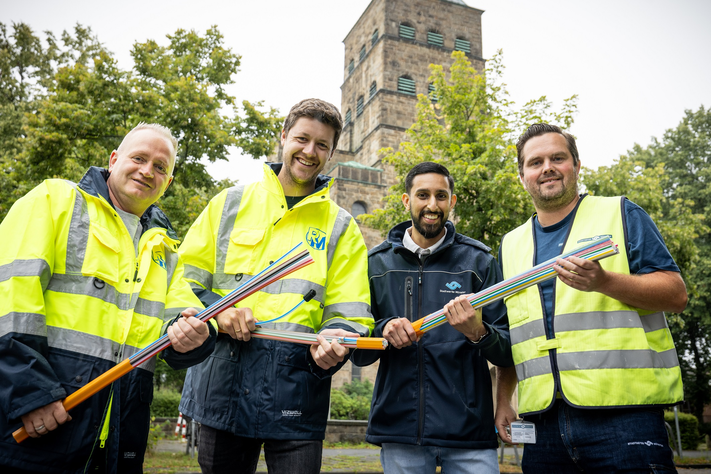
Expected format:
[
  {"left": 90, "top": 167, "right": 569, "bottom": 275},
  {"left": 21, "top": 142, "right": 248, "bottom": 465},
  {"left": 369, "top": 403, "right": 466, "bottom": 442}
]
[{"left": 444, "top": 0, "right": 468, "bottom": 5}]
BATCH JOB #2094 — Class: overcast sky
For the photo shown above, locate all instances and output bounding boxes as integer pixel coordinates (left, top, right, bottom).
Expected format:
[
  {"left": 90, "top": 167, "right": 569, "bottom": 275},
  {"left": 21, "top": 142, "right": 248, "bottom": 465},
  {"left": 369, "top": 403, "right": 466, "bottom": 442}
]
[{"left": 3, "top": 0, "right": 709, "bottom": 185}]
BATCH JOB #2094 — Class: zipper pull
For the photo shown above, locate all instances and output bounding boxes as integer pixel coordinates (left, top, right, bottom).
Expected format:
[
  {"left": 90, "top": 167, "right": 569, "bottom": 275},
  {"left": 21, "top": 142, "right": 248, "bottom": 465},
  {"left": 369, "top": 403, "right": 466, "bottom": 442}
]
[
  {"left": 133, "top": 261, "right": 139, "bottom": 282},
  {"left": 407, "top": 280, "right": 412, "bottom": 295}
]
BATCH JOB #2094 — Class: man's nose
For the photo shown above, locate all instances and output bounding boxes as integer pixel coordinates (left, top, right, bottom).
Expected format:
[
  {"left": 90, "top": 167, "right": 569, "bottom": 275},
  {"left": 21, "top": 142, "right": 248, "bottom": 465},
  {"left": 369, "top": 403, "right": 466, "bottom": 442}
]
[
  {"left": 139, "top": 162, "right": 154, "bottom": 178},
  {"left": 302, "top": 141, "right": 317, "bottom": 156}
]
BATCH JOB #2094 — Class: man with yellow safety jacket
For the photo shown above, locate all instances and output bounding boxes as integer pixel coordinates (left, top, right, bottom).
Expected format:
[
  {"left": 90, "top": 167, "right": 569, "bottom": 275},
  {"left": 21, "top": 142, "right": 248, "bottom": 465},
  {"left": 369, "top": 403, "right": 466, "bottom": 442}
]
[
  {"left": 495, "top": 123, "right": 687, "bottom": 472},
  {"left": 0, "top": 123, "right": 215, "bottom": 474},
  {"left": 178, "top": 98, "right": 373, "bottom": 474}
]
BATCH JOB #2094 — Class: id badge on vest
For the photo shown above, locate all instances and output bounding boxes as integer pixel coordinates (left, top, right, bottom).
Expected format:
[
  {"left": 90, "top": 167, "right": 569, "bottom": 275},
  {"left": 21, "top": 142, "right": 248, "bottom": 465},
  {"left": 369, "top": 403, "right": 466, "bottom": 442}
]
[{"left": 510, "top": 421, "right": 537, "bottom": 444}]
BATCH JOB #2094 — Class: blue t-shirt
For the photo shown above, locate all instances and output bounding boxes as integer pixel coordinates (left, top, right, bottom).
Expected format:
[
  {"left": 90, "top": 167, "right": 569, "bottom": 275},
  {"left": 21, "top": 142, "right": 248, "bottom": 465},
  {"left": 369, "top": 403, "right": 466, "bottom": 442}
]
[{"left": 500, "top": 195, "right": 680, "bottom": 337}]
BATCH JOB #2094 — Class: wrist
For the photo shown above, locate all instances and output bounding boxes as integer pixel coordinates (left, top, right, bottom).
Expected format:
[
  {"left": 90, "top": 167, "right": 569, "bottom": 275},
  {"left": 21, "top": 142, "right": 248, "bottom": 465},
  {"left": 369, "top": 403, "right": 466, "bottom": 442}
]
[{"left": 467, "top": 325, "right": 489, "bottom": 344}]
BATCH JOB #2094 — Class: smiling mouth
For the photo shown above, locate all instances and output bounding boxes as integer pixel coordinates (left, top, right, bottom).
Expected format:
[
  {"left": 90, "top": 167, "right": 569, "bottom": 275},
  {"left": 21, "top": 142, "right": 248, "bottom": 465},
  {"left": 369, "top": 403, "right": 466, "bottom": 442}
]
[
  {"left": 420, "top": 212, "right": 443, "bottom": 223},
  {"left": 133, "top": 178, "right": 153, "bottom": 189},
  {"left": 295, "top": 157, "right": 316, "bottom": 167}
]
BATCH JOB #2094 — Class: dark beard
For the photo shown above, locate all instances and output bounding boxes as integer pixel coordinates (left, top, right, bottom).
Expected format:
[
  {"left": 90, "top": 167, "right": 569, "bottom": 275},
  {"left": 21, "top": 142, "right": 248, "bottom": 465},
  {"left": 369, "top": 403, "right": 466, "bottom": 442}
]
[{"left": 412, "top": 209, "right": 446, "bottom": 239}]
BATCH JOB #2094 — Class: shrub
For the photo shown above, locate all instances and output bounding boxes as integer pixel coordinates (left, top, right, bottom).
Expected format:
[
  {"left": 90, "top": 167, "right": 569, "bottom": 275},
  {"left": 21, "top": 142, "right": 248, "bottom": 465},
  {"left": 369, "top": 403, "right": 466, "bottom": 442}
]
[
  {"left": 151, "top": 388, "right": 182, "bottom": 418},
  {"left": 665, "top": 410, "right": 701, "bottom": 451},
  {"left": 330, "top": 379, "right": 373, "bottom": 420}
]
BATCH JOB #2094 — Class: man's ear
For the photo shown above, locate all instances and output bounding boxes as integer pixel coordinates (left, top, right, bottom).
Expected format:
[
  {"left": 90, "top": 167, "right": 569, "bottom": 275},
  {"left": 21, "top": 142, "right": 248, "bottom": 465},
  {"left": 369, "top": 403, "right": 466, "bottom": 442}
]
[
  {"left": 402, "top": 192, "right": 411, "bottom": 211},
  {"left": 450, "top": 193, "right": 457, "bottom": 209},
  {"left": 280, "top": 129, "right": 286, "bottom": 146},
  {"left": 108, "top": 150, "right": 118, "bottom": 172}
]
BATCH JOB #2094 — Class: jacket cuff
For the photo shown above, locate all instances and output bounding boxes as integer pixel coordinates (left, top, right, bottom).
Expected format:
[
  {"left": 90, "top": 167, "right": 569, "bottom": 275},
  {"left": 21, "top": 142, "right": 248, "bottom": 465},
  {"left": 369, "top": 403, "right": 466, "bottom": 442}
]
[{"left": 161, "top": 315, "right": 217, "bottom": 370}]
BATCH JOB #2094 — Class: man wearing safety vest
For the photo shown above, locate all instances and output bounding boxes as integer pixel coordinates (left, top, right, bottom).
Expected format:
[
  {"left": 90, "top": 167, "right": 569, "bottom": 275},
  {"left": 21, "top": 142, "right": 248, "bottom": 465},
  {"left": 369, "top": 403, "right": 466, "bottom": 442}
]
[
  {"left": 0, "top": 123, "right": 215, "bottom": 473},
  {"left": 495, "top": 123, "right": 687, "bottom": 472},
  {"left": 178, "top": 98, "right": 373, "bottom": 474}
]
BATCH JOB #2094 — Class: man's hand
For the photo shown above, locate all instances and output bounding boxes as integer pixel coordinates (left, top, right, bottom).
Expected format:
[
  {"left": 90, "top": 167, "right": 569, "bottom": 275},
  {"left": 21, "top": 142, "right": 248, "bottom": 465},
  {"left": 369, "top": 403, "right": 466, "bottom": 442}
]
[
  {"left": 167, "top": 308, "right": 211, "bottom": 352},
  {"left": 553, "top": 256, "right": 607, "bottom": 292},
  {"left": 383, "top": 318, "right": 419, "bottom": 348},
  {"left": 443, "top": 295, "right": 486, "bottom": 341},
  {"left": 495, "top": 400, "right": 518, "bottom": 444},
  {"left": 310, "top": 328, "right": 358, "bottom": 370},
  {"left": 21, "top": 400, "right": 71, "bottom": 439},
  {"left": 215, "top": 307, "right": 255, "bottom": 341}
]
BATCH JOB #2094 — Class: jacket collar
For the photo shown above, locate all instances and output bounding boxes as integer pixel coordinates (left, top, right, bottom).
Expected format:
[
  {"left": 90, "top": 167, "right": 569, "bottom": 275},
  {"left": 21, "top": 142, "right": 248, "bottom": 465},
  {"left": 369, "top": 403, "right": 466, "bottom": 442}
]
[
  {"left": 265, "top": 162, "right": 332, "bottom": 197},
  {"left": 77, "top": 166, "right": 178, "bottom": 239},
  {"left": 387, "top": 220, "right": 457, "bottom": 256}
]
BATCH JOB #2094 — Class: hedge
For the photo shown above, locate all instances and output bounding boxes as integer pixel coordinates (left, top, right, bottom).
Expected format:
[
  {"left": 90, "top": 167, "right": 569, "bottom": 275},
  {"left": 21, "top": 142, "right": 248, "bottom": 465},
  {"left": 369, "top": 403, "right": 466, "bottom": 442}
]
[
  {"left": 151, "top": 388, "right": 182, "bottom": 417},
  {"left": 665, "top": 410, "right": 701, "bottom": 451}
]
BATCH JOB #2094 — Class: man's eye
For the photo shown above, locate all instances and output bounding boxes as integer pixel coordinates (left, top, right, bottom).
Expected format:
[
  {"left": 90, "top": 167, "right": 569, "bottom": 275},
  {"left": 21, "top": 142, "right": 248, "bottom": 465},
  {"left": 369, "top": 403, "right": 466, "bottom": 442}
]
[{"left": 156, "top": 165, "right": 167, "bottom": 174}]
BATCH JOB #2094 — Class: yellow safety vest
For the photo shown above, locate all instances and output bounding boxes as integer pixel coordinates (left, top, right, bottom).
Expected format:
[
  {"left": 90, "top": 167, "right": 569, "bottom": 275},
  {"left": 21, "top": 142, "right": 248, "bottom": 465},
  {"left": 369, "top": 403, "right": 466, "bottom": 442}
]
[
  {"left": 501, "top": 195, "right": 683, "bottom": 415},
  {"left": 180, "top": 164, "right": 372, "bottom": 334}
]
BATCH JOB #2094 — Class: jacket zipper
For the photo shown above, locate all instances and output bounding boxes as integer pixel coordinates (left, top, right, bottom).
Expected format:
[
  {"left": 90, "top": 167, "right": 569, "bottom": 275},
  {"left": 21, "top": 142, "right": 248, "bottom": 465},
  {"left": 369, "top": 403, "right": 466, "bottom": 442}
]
[
  {"left": 417, "top": 258, "right": 426, "bottom": 444},
  {"left": 405, "top": 277, "right": 413, "bottom": 321}
]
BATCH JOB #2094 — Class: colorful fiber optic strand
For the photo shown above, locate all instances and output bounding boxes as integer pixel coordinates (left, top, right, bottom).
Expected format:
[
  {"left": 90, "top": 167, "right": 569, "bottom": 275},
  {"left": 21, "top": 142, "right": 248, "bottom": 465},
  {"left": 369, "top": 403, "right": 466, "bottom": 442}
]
[
  {"left": 411, "top": 237, "right": 620, "bottom": 336},
  {"left": 14, "top": 244, "right": 314, "bottom": 443}
]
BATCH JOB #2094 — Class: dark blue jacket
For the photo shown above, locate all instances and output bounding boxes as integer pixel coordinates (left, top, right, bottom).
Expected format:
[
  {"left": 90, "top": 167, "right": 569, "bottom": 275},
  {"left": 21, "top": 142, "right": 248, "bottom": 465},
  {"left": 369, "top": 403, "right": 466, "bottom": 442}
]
[{"left": 351, "top": 221, "right": 513, "bottom": 449}]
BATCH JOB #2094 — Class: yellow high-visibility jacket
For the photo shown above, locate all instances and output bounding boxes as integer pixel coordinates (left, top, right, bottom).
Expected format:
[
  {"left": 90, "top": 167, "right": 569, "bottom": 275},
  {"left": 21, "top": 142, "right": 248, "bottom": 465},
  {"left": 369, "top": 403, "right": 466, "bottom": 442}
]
[
  {"left": 0, "top": 167, "right": 211, "bottom": 474},
  {"left": 179, "top": 163, "right": 373, "bottom": 439},
  {"left": 501, "top": 195, "right": 683, "bottom": 415}
]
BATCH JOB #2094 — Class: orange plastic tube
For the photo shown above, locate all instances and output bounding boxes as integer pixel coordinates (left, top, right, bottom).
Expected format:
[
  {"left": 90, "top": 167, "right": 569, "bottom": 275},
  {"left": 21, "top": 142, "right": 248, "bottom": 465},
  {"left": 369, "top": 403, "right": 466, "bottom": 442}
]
[{"left": 13, "top": 358, "right": 134, "bottom": 443}]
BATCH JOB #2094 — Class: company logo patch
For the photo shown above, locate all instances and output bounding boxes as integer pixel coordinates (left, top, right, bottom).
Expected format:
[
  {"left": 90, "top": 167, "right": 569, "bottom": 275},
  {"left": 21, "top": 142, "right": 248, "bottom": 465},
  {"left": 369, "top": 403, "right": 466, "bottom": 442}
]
[
  {"left": 306, "top": 227, "right": 327, "bottom": 251},
  {"left": 627, "top": 440, "right": 664, "bottom": 448},
  {"left": 152, "top": 249, "right": 166, "bottom": 269},
  {"left": 281, "top": 410, "right": 302, "bottom": 417},
  {"left": 577, "top": 234, "right": 612, "bottom": 244},
  {"left": 445, "top": 281, "right": 462, "bottom": 290}
]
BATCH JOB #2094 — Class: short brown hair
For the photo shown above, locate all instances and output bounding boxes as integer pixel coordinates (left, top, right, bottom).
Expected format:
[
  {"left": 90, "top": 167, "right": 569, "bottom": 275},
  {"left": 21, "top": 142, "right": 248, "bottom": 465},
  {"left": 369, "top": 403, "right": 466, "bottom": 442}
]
[
  {"left": 282, "top": 99, "right": 343, "bottom": 151},
  {"left": 516, "top": 123, "right": 579, "bottom": 176}
]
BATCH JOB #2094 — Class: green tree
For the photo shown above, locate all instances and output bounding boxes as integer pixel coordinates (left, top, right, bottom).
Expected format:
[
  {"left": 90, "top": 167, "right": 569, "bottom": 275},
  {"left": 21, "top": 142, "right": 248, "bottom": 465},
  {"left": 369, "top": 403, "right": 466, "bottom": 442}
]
[
  {"left": 581, "top": 106, "right": 710, "bottom": 421},
  {"left": 363, "top": 51, "right": 577, "bottom": 254},
  {"left": 1, "top": 23, "right": 283, "bottom": 237}
]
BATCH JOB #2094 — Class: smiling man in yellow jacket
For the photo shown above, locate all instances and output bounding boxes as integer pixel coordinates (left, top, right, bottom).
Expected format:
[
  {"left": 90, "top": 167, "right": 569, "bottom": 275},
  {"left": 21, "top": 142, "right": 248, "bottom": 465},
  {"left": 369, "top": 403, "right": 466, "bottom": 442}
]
[
  {"left": 495, "top": 123, "right": 686, "bottom": 473},
  {"left": 178, "top": 99, "right": 373, "bottom": 474},
  {"left": 0, "top": 123, "right": 215, "bottom": 474}
]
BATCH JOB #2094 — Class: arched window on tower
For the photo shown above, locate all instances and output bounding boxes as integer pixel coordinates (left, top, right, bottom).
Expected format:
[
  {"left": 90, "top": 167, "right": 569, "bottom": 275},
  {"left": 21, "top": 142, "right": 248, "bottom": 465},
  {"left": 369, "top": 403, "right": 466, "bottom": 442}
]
[
  {"left": 356, "top": 96, "right": 364, "bottom": 117},
  {"left": 344, "top": 109, "right": 352, "bottom": 126},
  {"left": 369, "top": 81, "right": 377, "bottom": 99},
  {"left": 398, "top": 75, "right": 416, "bottom": 96},
  {"left": 352, "top": 201, "right": 367, "bottom": 221},
  {"left": 359, "top": 45, "right": 366, "bottom": 61},
  {"left": 427, "top": 30, "right": 444, "bottom": 47},
  {"left": 371, "top": 29, "right": 379, "bottom": 46},
  {"left": 348, "top": 59, "right": 354, "bottom": 74}
]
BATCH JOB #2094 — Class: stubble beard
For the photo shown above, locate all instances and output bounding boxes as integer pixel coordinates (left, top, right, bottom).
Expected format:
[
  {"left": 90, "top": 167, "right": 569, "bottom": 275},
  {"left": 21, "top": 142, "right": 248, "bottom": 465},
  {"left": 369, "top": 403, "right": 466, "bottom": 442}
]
[{"left": 531, "top": 177, "right": 579, "bottom": 212}]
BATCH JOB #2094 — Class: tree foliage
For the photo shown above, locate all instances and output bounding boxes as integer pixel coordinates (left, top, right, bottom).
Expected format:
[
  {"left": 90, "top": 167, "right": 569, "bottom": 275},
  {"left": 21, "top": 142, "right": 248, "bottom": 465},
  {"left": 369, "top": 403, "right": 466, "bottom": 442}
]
[
  {"left": 582, "top": 106, "right": 711, "bottom": 421},
  {"left": 362, "top": 51, "right": 577, "bottom": 254},
  {"left": 0, "top": 22, "right": 282, "bottom": 237}
]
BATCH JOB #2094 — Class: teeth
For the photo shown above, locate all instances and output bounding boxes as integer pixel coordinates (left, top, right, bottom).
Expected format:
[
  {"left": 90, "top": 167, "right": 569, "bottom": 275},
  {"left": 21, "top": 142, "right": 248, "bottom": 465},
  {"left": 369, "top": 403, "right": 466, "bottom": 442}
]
[{"left": 296, "top": 157, "right": 314, "bottom": 166}]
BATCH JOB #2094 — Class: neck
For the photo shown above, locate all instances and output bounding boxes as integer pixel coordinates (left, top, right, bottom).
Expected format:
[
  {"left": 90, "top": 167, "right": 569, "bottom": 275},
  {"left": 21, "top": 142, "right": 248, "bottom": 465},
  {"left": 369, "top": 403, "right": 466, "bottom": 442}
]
[
  {"left": 410, "top": 227, "right": 445, "bottom": 249},
  {"left": 535, "top": 194, "right": 580, "bottom": 227},
  {"left": 277, "top": 174, "right": 315, "bottom": 197}
]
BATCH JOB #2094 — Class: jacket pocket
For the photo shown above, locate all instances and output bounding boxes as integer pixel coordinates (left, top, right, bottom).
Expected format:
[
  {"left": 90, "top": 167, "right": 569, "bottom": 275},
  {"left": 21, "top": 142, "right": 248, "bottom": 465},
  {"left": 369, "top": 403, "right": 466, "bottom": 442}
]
[
  {"left": 224, "top": 227, "right": 266, "bottom": 275},
  {"left": 82, "top": 224, "right": 120, "bottom": 284},
  {"left": 274, "top": 343, "right": 329, "bottom": 425}
]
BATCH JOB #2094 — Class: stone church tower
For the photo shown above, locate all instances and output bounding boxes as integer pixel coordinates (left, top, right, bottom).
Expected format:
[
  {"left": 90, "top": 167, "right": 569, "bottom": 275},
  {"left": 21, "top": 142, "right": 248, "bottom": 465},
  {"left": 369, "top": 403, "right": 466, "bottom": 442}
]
[
  {"left": 327, "top": 0, "right": 486, "bottom": 249},
  {"left": 324, "top": 0, "right": 486, "bottom": 388}
]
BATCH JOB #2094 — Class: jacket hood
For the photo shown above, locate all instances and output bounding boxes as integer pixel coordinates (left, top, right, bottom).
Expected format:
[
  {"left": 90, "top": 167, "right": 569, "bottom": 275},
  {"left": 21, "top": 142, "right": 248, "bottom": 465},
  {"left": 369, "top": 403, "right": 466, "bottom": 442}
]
[{"left": 78, "top": 166, "right": 178, "bottom": 240}]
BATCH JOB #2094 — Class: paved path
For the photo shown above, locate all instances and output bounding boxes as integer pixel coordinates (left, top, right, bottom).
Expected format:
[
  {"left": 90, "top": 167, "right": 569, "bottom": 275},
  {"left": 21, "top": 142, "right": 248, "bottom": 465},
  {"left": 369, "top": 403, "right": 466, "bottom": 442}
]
[{"left": 157, "top": 439, "right": 711, "bottom": 473}]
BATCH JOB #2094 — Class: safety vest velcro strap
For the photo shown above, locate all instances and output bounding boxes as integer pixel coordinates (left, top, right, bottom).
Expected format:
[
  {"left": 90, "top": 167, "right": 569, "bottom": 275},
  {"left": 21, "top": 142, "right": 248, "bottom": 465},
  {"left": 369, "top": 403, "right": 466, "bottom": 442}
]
[{"left": 537, "top": 338, "right": 561, "bottom": 351}]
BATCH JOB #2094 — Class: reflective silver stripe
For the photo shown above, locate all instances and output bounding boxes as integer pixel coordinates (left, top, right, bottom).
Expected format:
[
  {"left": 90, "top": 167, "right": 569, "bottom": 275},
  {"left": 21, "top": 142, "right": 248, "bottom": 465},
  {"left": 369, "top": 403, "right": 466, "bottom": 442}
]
[
  {"left": 165, "top": 249, "right": 179, "bottom": 286},
  {"left": 261, "top": 279, "right": 325, "bottom": 301},
  {"left": 185, "top": 265, "right": 215, "bottom": 290},
  {"left": 46, "top": 273, "right": 163, "bottom": 319},
  {"left": 216, "top": 186, "right": 244, "bottom": 273},
  {"left": 555, "top": 311, "right": 667, "bottom": 333},
  {"left": 515, "top": 348, "right": 681, "bottom": 382},
  {"left": 322, "top": 302, "right": 371, "bottom": 321},
  {"left": 134, "top": 297, "right": 166, "bottom": 318},
  {"left": 510, "top": 319, "right": 546, "bottom": 344},
  {"left": 268, "top": 321, "right": 316, "bottom": 333},
  {"left": 511, "top": 311, "right": 669, "bottom": 343},
  {"left": 327, "top": 208, "right": 352, "bottom": 270},
  {"left": 0, "top": 259, "right": 52, "bottom": 288},
  {"left": 0, "top": 312, "right": 46, "bottom": 338},
  {"left": 557, "top": 348, "right": 680, "bottom": 372},
  {"left": 122, "top": 345, "right": 157, "bottom": 372},
  {"left": 65, "top": 186, "right": 90, "bottom": 274},
  {"left": 515, "top": 355, "right": 552, "bottom": 381},
  {"left": 47, "top": 326, "right": 157, "bottom": 372},
  {"left": 640, "top": 312, "right": 669, "bottom": 332},
  {"left": 321, "top": 318, "right": 371, "bottom": 336},
  {"left": 213, "top": 271, "right": 254, "bottom": 290}
]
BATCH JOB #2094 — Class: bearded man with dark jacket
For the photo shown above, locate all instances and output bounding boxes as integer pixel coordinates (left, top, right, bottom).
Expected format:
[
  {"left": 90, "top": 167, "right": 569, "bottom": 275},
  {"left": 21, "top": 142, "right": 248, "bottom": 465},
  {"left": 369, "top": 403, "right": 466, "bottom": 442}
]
[{"left": 352, "top": 162, "right": 513, "bottom": 474}]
